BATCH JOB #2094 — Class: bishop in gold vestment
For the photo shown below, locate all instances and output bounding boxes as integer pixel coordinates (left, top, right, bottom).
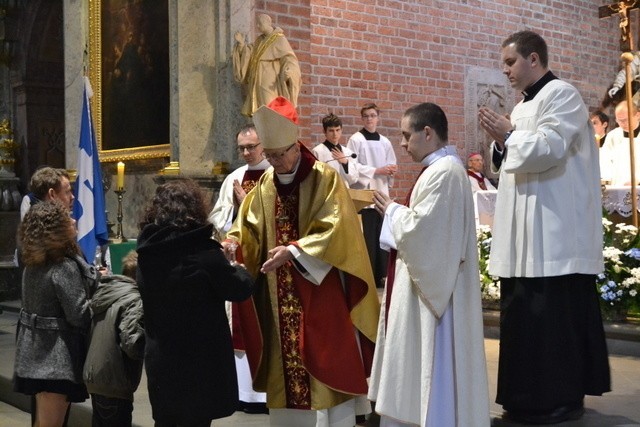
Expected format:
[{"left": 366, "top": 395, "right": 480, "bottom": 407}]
[{"left": 225, "top": 97, "right": 379, "bottom": 427}]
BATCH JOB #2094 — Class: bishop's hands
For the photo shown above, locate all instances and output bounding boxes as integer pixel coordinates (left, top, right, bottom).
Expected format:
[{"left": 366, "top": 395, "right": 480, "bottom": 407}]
[
  {"left": 478, "top": 107, "right": 512, "bottom": 150},
  {"left": 373, "top": 190, "right": 393, "bottom": 216},
  {"left": 261, "top": 246, "right": 293, "bottom": 273}
]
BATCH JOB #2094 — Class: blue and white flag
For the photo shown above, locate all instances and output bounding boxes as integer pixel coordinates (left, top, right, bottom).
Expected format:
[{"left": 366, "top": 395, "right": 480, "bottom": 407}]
[{"left": 73, "top": 76, "right": 109, "bottom": 262}]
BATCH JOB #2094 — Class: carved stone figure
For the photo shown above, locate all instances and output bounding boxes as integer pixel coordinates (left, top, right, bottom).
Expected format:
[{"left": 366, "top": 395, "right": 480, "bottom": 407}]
[
  {"left": 609, "top": 51, "right": 640, "bottom": 98},
  {"left": 232, "top": 14, "right": 302, "bottom": 117}
]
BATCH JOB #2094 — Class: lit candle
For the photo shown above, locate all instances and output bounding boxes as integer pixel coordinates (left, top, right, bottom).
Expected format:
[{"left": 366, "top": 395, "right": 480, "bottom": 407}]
[{"left": 116, "top": 162, "right": 125, "bottom": 190}]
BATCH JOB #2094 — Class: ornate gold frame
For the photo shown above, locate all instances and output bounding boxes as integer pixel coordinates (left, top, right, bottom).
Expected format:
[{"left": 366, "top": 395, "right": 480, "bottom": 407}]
[{"left": 88, "top": 0, "right": 170, "bottom": 162}]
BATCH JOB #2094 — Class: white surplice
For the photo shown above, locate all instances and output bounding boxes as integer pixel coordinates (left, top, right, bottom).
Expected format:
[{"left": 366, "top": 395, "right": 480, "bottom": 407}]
[
  {"left": 347, "top": 131, "right": 397, "bottom": 194},
  {"left": 312, "top": 143, "right": 359, "bottom": 187},
  {"left": 599, "top": 126, "right": 640, "bottom": 186},
  {"left": 489, "top": 79, "right": 603, "bottom": 278}
]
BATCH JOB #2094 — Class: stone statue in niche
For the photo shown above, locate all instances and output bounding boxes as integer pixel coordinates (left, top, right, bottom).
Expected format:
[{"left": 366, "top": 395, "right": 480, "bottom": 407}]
[{"left": 233, "top": 14, "right": 302, "bottom": 117}]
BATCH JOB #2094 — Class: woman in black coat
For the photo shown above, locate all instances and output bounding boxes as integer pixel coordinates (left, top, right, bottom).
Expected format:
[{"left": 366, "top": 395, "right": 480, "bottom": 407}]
[{"left": 137, "top": 178, "right": 254, "bottom": 427}]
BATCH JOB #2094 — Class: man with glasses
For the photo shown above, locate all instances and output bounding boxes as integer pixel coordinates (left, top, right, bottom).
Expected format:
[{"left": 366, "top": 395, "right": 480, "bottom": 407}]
[
  {"left": 209, "top": 124, "right": 270, "bottom": 415},
  {"left": 210, "top": 124, "right": 270, "bottom": 239},
  {"left": 347, "top": 103, "right": 397, "bottom": 288},
  {"left": 225, "top": 97, "right": 380, "bottom": 427}
]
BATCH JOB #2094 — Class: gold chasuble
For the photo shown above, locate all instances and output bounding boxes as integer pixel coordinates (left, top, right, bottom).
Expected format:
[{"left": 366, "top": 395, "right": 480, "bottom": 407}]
[{"left": 228, "top": 147, "right": 380, "bottom": 410}]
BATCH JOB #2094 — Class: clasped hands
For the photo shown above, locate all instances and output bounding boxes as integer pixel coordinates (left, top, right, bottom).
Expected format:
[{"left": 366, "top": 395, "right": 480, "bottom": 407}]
[
  {"left": 478, "top": 107, "right": 512, "bottom": 150},
  {"left": 232, "top": 179, "right": 247, "bottom": 207}
]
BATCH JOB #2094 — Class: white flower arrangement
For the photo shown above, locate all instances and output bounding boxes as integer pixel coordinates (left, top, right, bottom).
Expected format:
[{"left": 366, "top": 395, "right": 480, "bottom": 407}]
[
  {"left": 598, "top": 219, "right": 640, "bottom": 316},
  {"left": 476, "top": 225, "right": 500, "bottom": 304}
]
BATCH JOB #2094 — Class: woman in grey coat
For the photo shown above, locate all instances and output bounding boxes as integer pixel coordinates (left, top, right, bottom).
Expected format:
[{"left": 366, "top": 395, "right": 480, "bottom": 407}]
[{"left": 13, "top": 201, "right": 97, "bottom": 427}]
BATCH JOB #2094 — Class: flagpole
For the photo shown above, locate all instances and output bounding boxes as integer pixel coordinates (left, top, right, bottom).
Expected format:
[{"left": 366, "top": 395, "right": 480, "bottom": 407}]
[{"left": 622, "top": 51, "right": 639, "bottom": 227}]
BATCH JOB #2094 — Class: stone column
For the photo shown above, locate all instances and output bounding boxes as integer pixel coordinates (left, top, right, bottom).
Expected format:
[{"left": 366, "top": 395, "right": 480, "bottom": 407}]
[
  {"left": 63, "top": 0, "right": 85, "bottom": 171},
  {"left": 173, "top": 0, "right": 248, "bottom": 174}
]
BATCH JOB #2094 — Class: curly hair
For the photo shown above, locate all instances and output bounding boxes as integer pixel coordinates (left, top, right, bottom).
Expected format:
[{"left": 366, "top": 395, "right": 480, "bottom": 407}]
[
  {"left": 141, "top": 178, "right": 210, "bottom": 230},
  {"left": 19, "top": 201, "right": 81, "bottom": 266}
]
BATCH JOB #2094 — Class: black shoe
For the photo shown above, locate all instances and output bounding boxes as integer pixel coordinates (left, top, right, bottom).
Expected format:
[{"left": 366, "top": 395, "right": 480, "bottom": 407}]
[
  {"left": 504, "top": 400, "right": 584, "bottom": 425},
  {"left": 241, "top": 401, "right": 269, "bottom": 414}
]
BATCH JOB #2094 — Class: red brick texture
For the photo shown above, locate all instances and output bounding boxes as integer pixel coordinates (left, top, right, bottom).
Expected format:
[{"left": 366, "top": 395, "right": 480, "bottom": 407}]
[{"left": 258, "top": 0, "right": 622, "bottom": 197}]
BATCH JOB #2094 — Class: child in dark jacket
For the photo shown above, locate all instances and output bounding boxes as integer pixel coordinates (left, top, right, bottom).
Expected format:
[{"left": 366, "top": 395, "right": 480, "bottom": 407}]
[{"left": 83, "top": 250, "right": 144, "bottom": 427}]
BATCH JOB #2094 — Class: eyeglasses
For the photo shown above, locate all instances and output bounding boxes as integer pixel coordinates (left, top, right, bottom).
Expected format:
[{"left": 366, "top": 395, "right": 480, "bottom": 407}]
[
  {"left": 236, "top": 143, "right": 261, "bottom": 153},
  {"left": 362, "top": 114, "right": 378, "bottom": 119},
  {"left": 264, "top": 144, "right": 295, "bottom": 161}
]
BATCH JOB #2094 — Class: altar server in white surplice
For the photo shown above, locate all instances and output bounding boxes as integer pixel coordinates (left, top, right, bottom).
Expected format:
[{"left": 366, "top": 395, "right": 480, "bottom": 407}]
[
  {"left": 479, "top": 31, "right": 609, "bottom": 425},
  {"left": 369, "top": 102, "right": 490, "bottom": 427},
  {"left": 312, "top": 113, "right": 359, "bottom": 187}
]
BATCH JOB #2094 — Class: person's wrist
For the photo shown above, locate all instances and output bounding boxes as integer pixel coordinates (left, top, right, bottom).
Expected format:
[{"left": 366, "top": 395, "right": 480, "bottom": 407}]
[{"left": 504, "top": 129, "right": 514, "bottom": 143}]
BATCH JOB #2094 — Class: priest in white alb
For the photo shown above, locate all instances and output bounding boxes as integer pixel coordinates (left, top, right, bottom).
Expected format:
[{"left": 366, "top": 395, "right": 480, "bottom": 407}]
[{"left": 369, "top": 102, "right": 490, "bottom": 427}]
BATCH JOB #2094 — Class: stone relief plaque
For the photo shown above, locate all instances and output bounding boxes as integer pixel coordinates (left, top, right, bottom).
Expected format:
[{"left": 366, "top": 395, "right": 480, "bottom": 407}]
[{"left": 465, "top": 66, "right": 514, "bottom": 180}]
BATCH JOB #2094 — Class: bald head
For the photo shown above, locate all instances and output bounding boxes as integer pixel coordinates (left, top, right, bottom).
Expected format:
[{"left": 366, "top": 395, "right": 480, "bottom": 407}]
[{"left": 614, "top": 101, "right": 640, "bottom": 133}]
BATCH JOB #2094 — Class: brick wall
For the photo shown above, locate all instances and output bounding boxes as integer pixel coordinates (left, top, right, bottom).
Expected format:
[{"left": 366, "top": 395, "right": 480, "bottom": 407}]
[{"left": 259, "top": 0, "right": 621, "bottom": 197}]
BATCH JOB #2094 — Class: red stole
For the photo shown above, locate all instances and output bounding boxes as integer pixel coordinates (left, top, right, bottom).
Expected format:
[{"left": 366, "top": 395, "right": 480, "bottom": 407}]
[
  {"left": 231, "top": 167, "right": 267, "bottom": 351},
  {"left": 467, "top": 169, "right": 487, "bottom": 190},
  {"left": 385, "top": 167, "right": 427, "bottom": 330}
]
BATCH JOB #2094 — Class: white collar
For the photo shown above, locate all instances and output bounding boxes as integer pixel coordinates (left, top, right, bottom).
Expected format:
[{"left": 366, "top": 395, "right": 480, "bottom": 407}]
[
  {"left": 248, "top": 158, "right": 271, "bottom": 171},
  {"left": 275, "top": 155, "right": 302, "bottom": 185},
  {"left": 421, "top": 145, "right": 461, "bottom": 168}
]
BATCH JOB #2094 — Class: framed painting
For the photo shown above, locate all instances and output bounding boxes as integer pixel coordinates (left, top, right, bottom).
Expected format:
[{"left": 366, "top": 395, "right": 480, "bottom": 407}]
[{"left": 88, "top": 0, "right": 170, "bottom": 162}]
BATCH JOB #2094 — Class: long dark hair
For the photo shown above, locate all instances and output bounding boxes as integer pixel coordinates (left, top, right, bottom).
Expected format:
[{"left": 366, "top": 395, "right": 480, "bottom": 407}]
[{"left": 141, "top": 178, "right": 210, "bottom": 230}]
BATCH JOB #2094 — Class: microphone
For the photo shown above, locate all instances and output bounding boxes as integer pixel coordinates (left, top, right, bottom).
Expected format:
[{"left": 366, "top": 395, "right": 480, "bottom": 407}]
[{"left": 327, "top": 153, "right": 357, "bottom": 162}]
